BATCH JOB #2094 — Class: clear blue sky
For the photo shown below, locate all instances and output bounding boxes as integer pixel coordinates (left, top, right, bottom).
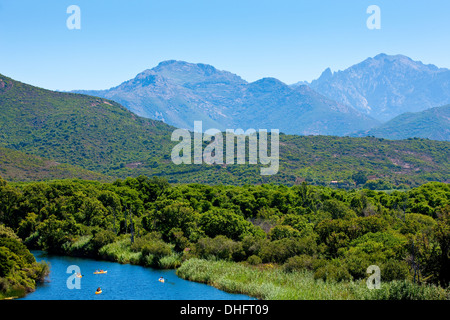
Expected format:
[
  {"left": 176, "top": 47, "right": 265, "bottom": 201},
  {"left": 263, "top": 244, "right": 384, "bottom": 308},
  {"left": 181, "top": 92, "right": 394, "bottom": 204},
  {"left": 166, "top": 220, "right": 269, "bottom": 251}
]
[{"left": 0, "top": 0, "right": 449, "bottom": 91}]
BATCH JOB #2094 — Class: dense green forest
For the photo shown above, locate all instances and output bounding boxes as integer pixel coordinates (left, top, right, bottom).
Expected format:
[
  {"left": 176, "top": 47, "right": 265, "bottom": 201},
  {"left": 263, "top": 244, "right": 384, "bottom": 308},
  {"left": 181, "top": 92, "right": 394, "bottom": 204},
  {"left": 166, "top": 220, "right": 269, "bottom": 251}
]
[
  {"left": 0, "top": 175, "right": 448, "bottom": 299},
  {"left": 1, "top": 73, "right": 449, "bottom": 188}
]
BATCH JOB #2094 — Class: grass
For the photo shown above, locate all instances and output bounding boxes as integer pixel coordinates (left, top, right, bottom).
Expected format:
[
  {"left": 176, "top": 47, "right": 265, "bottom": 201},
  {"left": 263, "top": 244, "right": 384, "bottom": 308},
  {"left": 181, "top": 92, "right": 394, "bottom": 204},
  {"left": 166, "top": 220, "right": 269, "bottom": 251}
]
[
  {"left": 98, "top": 238, "right": 141, "bottom": 264},
  {"left": 158, "top": 253, "right": 182, "bottom": 269},
  {"left": 176, "top": 258, "right": 449, "bottom": 300}
]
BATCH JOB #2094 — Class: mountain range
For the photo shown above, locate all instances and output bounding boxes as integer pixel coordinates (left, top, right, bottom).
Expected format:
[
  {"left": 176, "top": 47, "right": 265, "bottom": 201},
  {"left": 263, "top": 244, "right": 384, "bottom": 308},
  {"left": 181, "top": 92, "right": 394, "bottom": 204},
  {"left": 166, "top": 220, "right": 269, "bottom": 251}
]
[
  {"left": 1, "top": 72, "right": 449, "bottom": 186},
  {"left": 307, "top": 53, "right": 450, "bottom": 122},
  {"left": 74, "top": 60, "right": 379, "bottom": 136},
  {"left": 73, "top": 54, "right": 450, "bottom": 140}
]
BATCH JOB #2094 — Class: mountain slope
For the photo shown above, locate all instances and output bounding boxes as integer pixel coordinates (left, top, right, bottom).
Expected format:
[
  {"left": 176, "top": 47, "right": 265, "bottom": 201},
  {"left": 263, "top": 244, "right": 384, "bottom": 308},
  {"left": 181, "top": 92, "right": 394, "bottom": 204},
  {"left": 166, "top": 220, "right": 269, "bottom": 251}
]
[
  {"left": 308, "top": 53, "right": 450, "bottom": 121},
  {"left": 0, "top": 73, "right": 174, "bottom": 175},
  {"left": 353, "top": 105, "right": 450, "bottom": 141},
  {"left": 74, "top": 60, "right": 379, "bottom": 136},
  {"left": 0, "top": 147, "right": 109, "bottom": 182},
  {"left": 75, "top": 60, "right": 248, "bottom": 131},
  {"left": 235, "top": 80, "right": 378, "bottom": 136}
]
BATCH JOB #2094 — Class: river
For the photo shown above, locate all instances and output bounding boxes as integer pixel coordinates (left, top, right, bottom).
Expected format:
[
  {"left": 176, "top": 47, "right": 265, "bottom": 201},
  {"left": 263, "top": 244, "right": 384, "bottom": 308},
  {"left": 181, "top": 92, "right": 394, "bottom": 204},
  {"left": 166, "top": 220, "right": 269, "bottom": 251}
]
[{"left": 20, "top": 251, "right": 254, "bottom": 300}]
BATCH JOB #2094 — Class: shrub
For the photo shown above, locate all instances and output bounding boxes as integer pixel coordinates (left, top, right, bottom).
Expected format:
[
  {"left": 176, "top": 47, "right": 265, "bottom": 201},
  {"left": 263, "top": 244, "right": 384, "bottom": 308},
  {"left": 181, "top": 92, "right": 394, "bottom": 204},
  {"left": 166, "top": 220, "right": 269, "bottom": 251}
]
[
  {"left": 140, "top": 240, "right": 173, "bottom": 267},
  {"left": 130, "top": 232, "right": 163, "bottom": 252},
  {"left": 269, "top": 225, "right": 301, "bottom": 241},
  {"left": 241, "top": 235, "right": 266, "bottom": 257},
  {"left": 0, "top": 247, "right": 15, "bottom": 277},
  {"left": 381, "top": 259, "right": 411, "bottom": 282},
  {"left": 247, "top": 255, "right": 262, "bottom": 265},
  {"left": 195, "top": 235, "right": 245, "bottom": 261},
  {"left": 90, "top": 229, "right": 116, "bottom": 252},
  {"left": 313, "top": 262, "right": 352, "bottom": 282},
  {"left": 259, "top": 237, "right": 317, "bottom": 263},
  {"left": 283, "top": 255, "right": 316, "bottom": 272},
  {"left": 369, "top": 280, "right": 449, "bottom": 300},
  {"left": 168, "top": 228, "right": 190, "bottom": 252}
]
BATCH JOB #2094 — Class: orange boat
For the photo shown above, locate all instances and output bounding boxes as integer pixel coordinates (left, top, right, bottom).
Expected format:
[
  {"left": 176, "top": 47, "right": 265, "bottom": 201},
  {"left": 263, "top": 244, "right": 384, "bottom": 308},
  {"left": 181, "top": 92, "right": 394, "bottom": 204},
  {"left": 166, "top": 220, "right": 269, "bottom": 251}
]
[{"left": 93, "top": 270, "right": 107, "bottom": 275}]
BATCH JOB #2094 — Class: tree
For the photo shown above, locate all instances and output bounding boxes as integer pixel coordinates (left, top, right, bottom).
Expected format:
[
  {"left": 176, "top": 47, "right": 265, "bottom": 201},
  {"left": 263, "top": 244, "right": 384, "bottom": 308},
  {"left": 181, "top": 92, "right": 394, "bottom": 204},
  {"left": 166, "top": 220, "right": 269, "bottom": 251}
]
[
  {"left": 199, "top": 208, "right": 255, "bottom": 241},
  {"left": 97, "top": 190, "right": 122, "bottom": 234},
  {"left": 434, "top": 207, "right": 450, "bottom": 286},
  {"left": 0, "top": 184, "right": 22, "bottom": 228},
  {"left": 195, "top": 235, "right": 244, "bottom": 261},
  {"left": 79, "top": 197, "right": 108, "bottom": 227},
  {"left": 269, "top": 225, "right": 301, "bottom": 241},
  {"left": 145, "top": 201, "right": 198, "bottom": 240},
  {"left": 323, "top": 199, "right": 357, "bottom": 220},
  {"left": 352, "top": 171, "right": 368, "bottom": 186},
  {"left": 36, "top": 215, "right": 80, "bottom": 253}
]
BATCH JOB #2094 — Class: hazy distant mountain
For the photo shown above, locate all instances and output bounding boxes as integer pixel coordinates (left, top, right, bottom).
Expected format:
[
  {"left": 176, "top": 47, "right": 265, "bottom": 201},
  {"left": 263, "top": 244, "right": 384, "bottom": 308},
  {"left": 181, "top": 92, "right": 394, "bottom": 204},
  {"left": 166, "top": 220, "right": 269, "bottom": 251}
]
[
  {"left": 308, "top": 54, "right": 450, "bottom": 122},
  {"left": 75, "top": 60, "right": 248, "bottom": 130},
  {"left": 234, "top": 79, "right": 378, "bottom": 136},
  {"left": 74, "top": 60, "right": 379, "bottom": 135},
  {"left": 353, "top": 105, "right": 450, "bottom": 141}
]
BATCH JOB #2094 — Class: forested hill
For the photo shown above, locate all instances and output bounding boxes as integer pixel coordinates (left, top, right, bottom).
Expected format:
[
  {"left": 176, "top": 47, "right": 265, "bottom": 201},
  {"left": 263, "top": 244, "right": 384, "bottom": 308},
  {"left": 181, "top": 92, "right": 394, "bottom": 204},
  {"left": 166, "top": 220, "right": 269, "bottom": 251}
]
[
  {"left": 0, "top": 73, "right": 449, "bottom": 188},
  {"left": 0, "top": 73, "right": 174, "bottom": 173},
  {"left": 352, "top": 105, "right": 450, "bottom": 141}
]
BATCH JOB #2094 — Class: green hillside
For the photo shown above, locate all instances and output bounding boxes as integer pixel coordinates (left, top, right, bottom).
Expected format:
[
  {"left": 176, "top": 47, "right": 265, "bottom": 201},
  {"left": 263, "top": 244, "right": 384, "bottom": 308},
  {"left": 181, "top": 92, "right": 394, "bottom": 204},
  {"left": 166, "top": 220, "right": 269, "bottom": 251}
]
[
  {"left": 354, "top": 105, "right": 450, "bottom": 141},
  {"left": 0, "top": 146, "right": 109, "bottom": 182},
  {"left": 0, "top": 73, "right": 449, "bottom": 188},
  {"left": 0, "top": 73, "right": 174, "bottom": 174}
]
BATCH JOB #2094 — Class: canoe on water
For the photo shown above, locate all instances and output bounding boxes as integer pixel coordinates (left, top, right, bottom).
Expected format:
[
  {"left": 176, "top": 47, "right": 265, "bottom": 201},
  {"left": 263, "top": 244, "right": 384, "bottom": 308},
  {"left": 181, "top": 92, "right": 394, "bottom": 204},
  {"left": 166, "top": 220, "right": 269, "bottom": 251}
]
[{"left": 93, "top": 271, "right": 107, "bottom": 274}]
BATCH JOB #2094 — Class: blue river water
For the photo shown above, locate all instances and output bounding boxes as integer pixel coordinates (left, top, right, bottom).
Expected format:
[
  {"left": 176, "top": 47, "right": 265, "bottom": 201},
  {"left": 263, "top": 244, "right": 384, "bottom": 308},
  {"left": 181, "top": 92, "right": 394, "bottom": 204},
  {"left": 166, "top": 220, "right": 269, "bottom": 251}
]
[{"left": 21, "top": 251, "right": 254, "bottom": 300}]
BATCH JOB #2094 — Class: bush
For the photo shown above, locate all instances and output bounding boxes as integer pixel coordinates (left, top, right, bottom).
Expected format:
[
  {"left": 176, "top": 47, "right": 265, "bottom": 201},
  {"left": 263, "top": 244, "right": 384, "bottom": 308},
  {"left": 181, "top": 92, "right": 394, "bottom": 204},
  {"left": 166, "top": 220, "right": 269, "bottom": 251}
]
[
  {"left": 130, "top": 232, "right": 162, "bottom": 252},
  {"left": 140, "top": 240, "right": 173, "bottom": 267},
  {"left": 168, "top": 228, "right": 190, "bottom": 252},
  {"left": 0, "top": 247, "right": 15, "bottom": 277},
  {"left": 363, "top": 180, "right": 395, "bottom": 191},
  {"left": 247, "top": 255, "right": 262, "bottom": 265},
  {"left": 381, "top": 259, "right": 410, "bottom": 281},
  {"left": 241, "top": 235, "right": 266, "bottom": 257},
  {"left": 369, "top": 280, "right": 449, "bottom": 300},
  {"left": 313, "top": 262, "right": 352, "bottom": 282},
  {"left": 283, "top": 255, "right": 316, "bottom": 272},
  {"left": 195, "top": 235, "right": 245, "bottom": 261},
  {"left": 90, "top": 229, "right": 116, "bottom": 252},
  {"left": 269, "top": 225, "right": 302, "bottom": 241},
  {"left": 259, "top": 237, "right": 317, "bottom": 263}
]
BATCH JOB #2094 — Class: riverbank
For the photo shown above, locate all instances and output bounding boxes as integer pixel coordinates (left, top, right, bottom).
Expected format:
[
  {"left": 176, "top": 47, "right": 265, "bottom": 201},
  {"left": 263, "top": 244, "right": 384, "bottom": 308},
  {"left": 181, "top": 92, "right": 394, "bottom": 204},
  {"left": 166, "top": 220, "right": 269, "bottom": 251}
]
[
  {"left": 176, "top": 258, "right": 449, "bottom": 300},
  {"left": 31, "top": 234, "right": 449, "bottom": 300},
  {"left": 4, "top": 235, "right": 449, "bottom": 301}
]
